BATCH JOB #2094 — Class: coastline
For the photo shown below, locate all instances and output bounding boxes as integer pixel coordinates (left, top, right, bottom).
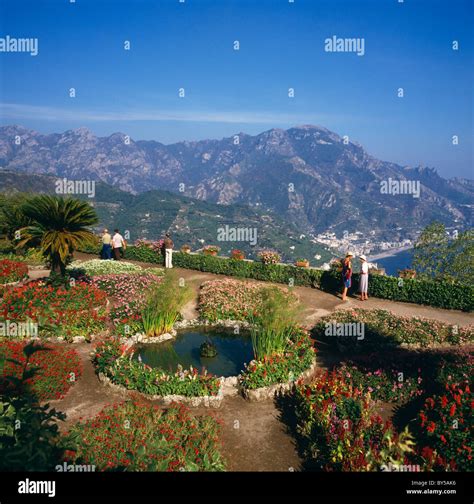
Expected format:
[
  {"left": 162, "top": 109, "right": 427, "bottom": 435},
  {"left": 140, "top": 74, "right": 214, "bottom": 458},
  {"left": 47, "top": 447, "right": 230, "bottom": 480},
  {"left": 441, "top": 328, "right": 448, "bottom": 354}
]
[{"left": 368, "top": 245, "right": 413, "bottom": 262}]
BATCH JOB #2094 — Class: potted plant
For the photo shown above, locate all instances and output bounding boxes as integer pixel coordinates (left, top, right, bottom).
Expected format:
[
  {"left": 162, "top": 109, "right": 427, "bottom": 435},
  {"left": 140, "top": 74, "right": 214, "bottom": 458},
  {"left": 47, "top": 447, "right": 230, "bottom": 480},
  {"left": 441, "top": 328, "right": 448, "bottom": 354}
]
[
  {"left": 181, "top": 244, "right": 191, "bottom": 254},
  {"left": 398, "top": 268, "right": 416, "bottom": 279},
  {"left": 230, "top": 249, "right": 245, "bottom": 260},
  {"left": 202, "top": 245, "right": 220, "bottom": 257},
  {"left": 295, "top": 258, "right": 309, "bottom": 268},
  {"left": 370, "top": 267, "right": 386, "bottom": 276},
  {"left": 257, "top": 250, "right": 281, "bottom": 265}
]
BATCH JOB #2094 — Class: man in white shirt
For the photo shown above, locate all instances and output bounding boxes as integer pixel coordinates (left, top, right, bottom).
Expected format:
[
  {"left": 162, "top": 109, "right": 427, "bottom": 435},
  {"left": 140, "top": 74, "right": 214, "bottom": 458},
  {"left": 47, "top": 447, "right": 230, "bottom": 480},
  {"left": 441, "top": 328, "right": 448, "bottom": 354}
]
[{"left": 112, "top": 229, "right": 125, "bottom": 260}]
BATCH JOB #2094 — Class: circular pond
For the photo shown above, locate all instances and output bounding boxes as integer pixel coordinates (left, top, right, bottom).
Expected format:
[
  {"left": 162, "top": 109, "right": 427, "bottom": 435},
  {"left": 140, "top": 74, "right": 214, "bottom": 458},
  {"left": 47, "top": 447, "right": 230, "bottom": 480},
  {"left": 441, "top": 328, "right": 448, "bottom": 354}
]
[{"left": 134, "top": 326, "right": 254, "bottom": 377}]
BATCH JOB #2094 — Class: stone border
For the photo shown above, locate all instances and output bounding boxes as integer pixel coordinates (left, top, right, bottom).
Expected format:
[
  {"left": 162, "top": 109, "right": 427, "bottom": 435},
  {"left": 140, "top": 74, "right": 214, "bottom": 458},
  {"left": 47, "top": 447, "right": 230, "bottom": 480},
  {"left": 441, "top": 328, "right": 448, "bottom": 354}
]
[
  {"left": 125, "top": 318, "right": 251, "bottom": 345},
  {"left": 1, "top": 280, "right": 21, "bottom": 287},
  {"left": 97, "top": 371, "right": 224, "bottom": 408},
  {"left": 174, "top": 318, "right": 252, "bottom": 330},
  {"left": 240, "top": 356, "right": 318, "bottom": 402}
]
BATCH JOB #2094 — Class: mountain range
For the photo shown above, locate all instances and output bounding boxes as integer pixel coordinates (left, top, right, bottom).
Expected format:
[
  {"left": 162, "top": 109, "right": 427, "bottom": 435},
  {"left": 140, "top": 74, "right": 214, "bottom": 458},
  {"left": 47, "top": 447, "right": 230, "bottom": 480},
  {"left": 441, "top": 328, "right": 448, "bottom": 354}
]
[
  {"left": 0, "top": 124, "right": 472, "bottom": 241},
  {"left": 0, "top": 169, "right": 332, "bottom": 265}
]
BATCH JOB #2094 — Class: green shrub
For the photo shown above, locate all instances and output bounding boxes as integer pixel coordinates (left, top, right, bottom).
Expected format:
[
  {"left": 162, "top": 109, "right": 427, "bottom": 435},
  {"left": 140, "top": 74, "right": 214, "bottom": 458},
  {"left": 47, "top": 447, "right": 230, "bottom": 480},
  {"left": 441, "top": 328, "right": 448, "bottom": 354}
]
[
  {"left": 249, "top": 287, "right": 301, "bottom": 360},
  {"left": 320, "top": 270, "right": 473, "bottom": 311},
  {"left": 0, "top": 239, "right": 15, "bottom": 254},
  {"left": 141, "top": 272, "right": 192, "bottom": 337},
  {"left": 239, "top": 327, "right": 315, "bottom": 390}
]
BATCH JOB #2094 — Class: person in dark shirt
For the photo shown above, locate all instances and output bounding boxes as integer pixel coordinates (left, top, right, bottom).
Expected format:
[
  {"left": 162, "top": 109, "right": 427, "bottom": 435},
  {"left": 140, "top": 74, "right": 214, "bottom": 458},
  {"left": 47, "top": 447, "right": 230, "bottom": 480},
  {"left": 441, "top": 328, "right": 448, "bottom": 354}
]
[{"left": 341, "top": 252, "right": 354, "bottom": 301}]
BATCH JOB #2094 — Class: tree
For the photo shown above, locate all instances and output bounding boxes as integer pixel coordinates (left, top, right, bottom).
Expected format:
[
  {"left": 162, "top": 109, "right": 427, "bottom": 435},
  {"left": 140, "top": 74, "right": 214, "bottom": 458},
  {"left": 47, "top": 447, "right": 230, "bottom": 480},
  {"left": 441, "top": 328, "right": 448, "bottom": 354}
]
[
  {"left": 413, "top": 222, "right": 473, "bottom": 283},
  {"left": 17, "top": 195, "right": 98, "bottom": 275},
  {"left": 0, "top": 193, "right": 32, "bottom": 240}
]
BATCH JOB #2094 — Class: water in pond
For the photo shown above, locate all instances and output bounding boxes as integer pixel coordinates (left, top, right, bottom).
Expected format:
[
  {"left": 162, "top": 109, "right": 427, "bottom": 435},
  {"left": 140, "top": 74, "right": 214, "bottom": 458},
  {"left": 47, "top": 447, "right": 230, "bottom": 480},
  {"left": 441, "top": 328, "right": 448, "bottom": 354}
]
[{"left": 134, "top": 326, "right": 254, "bottom": 377}]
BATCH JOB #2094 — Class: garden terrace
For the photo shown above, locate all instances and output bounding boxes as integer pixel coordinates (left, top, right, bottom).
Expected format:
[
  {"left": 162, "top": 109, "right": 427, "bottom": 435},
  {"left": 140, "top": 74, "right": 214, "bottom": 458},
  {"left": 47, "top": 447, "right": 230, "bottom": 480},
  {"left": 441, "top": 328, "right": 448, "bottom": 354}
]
[{"left": 1, "top": 251, "right": 472, "bottom": 472}]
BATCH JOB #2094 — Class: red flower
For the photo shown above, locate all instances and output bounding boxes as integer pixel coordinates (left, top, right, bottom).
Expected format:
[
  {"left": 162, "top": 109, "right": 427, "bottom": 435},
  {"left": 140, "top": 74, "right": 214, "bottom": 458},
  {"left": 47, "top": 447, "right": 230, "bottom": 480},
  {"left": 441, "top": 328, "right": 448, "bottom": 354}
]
[{"left": 427, "top": 422, "right": 436, "bottom": 433}]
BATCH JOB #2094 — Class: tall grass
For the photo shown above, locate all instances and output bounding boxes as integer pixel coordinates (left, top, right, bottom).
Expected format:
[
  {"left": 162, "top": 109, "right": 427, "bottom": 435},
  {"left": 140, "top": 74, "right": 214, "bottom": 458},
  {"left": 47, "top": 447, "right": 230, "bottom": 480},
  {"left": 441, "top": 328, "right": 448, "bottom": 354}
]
[
  {"left": 249, "top": 287, "right": 301, "bottom": 360},
  {"left": 141, "top": 272, "right": 192, "bottom": 337}
]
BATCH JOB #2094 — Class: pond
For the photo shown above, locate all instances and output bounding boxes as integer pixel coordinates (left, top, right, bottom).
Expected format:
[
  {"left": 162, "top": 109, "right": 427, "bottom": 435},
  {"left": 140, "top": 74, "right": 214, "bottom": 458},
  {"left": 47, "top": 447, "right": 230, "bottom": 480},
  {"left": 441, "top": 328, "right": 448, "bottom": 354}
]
[{"left": 134, "top": 326, "right": 254, "bottom": 377}]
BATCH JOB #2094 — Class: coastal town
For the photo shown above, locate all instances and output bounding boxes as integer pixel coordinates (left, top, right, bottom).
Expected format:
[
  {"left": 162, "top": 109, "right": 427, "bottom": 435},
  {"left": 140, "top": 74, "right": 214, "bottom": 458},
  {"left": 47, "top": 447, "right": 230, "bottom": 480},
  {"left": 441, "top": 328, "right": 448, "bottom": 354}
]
[{"left": 313, "top": 230, "right": 414, "bottom": 264}]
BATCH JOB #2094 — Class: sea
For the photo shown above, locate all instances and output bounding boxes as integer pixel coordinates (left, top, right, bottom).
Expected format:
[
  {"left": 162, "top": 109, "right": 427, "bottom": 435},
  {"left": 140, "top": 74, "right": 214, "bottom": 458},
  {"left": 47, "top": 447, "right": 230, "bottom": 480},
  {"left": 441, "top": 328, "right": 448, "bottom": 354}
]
[{"left": 370, "top": 249, "right": 414, "bottom": 277}]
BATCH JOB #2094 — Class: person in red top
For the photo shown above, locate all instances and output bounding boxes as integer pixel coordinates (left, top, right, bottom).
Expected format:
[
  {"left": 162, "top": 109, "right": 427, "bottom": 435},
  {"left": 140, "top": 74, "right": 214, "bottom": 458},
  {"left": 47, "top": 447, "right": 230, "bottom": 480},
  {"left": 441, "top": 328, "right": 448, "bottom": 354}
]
[
  {"left": 163, "top": 233, "right": 174, "bottom": 268},
  {"left": 341, "top": 252, "right": 354, "bottom": 301}
]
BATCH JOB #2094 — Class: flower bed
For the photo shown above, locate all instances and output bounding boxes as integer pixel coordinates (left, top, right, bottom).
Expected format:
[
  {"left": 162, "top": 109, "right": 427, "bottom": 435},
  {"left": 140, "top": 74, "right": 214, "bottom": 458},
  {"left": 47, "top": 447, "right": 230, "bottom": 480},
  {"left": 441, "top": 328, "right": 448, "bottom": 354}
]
[
  {"left": 239, "top": 327, "right": 315, "bottom": 391},
  {"left": 198, "top": 278, "right": 298, "bottom": 322},
  {"left": 0, "top": 281, "right": 107, "bottom": 341},
  {"left": 93, "top": 338, "right": 222, "bottom": 399},
  {"left": 134, "top": 238, "right": 164, "bottom": 253},
  {"left": 294, "top": 370, "right": 415, "bottom": 471},
  {"left": 89, "top": 271, "right": 163, "bottom": 336},
  {"left": 413, "top": 383, "right": 472, "bottom": 471},
  {"left": 64, "top": 401, "right": 225, "bottom": 471},
  {"left": 0, "top": 259, "right": 28, "bottom": 285},
  {"left": 338, "top": 361, "right": 423, "bottom": 403},
  {"left": 67, "top": 259, "right": 143, "bottom": 276},
  {"left": 0, "top": 340, "right": 82, "bottom": 400},
  {"left": 314, "top": 309, "right": 473, "bottom": 350}
]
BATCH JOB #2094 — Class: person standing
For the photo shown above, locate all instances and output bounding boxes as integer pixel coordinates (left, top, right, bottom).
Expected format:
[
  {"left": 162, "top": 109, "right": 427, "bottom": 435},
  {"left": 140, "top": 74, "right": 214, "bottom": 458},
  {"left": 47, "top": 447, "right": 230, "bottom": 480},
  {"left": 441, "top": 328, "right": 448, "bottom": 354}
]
[
  {"left": 341, "top": 252, "right": 354, "bottom": 301},
  {"left": 359, "top": 255, "right": 369, "bottom": 301},
  {"left": 101, "top": 229, "right": 112, "bottom": 260},
  {"left": 163, "top": 232, "right": 174, "bottom": 268},
  {"left": 112, "top": 229, "right": 125, "bottom": 260}
]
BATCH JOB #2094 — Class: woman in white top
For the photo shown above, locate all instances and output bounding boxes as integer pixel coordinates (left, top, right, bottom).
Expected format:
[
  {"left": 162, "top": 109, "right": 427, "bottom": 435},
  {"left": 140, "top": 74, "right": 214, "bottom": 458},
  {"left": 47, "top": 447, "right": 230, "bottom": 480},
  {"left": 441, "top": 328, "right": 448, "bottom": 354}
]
[{"left": 359, "top": 255, "right": 369, "bottom": 301}]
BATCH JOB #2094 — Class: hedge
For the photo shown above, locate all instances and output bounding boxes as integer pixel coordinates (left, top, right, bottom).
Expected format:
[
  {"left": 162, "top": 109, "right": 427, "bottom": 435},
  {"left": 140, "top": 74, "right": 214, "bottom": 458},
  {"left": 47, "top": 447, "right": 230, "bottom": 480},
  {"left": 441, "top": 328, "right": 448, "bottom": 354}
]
[{"left": 78, "top": 245, "right": 474, "bottom": 312}]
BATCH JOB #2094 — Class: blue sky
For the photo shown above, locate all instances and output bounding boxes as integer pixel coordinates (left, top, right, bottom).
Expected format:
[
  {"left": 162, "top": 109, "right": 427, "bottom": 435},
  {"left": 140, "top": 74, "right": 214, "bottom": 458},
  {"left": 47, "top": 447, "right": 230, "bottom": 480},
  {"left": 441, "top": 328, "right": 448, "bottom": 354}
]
[{"left": 0, "top": 0, "right": 473, "bottom": 178}]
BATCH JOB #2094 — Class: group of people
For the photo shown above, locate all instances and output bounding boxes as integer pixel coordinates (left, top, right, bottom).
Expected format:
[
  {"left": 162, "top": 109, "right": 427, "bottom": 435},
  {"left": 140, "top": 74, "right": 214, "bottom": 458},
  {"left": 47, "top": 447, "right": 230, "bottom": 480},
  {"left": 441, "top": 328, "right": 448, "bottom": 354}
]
[
  {"left": 100, "top": 229, "right": 175, "bottom": 268},
  {"left": 100, "top": 229, "right": 126, "bottom": 260},
  {"left": 341, "top": 252, "right": 369, "bottom": 301}
]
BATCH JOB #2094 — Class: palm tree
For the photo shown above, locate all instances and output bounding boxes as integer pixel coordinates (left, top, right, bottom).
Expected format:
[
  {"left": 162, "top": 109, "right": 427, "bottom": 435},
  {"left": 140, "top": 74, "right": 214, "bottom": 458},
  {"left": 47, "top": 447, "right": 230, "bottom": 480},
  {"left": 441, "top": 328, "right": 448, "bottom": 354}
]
[
  {"left": 17, "top": 195, "right": 99, "bottom": 275},
  {"left": 0, "top": 193, "right": 32, "bottom": 240}
]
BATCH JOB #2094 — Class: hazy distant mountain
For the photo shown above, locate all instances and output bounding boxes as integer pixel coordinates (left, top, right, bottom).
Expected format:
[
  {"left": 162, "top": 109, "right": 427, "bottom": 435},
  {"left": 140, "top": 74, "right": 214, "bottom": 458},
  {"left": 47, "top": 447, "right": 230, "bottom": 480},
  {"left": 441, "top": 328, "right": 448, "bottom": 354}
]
[
  {"left": 0, "top": 169, "right": 332, "bottom": 265},
  {"left": 0, "top": 124, "right": 472, "bottom": 240}
]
